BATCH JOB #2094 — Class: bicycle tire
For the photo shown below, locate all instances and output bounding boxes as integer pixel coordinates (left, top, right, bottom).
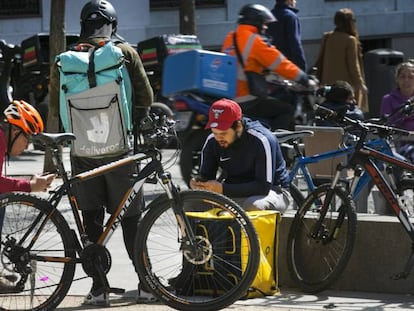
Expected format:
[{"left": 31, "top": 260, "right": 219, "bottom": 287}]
[
  {"left": 287, "top": 184, "right": 357, "bottom": 293},
  {"left": 0, "top": 193, "right": 76, "bottom": 311},
  {"left": 398, "top": 178, "right": 414, "bottom": 216},
  {"left": 135, "top": 190, "right": 260, "bottom": 311}
]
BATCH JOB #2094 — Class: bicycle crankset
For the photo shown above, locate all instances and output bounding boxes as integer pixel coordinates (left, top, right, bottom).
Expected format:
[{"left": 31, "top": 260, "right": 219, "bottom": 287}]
[{"left": 81, "top": 244, "right": 112, "bottom": 277}]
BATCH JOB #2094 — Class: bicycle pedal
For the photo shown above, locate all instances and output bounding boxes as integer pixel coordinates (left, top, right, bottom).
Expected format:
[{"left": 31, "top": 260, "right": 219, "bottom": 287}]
[{"left": 109, "top": 287, "right": 125, "bottom": 294}]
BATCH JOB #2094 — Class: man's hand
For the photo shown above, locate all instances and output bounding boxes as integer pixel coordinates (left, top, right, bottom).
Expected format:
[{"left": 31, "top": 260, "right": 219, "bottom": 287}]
[
  {"left": 30, "top": 173, "right": 56, "bottom": 192},
  {"left": 190, "top": 178, "right": 223, "bottom": 194}
]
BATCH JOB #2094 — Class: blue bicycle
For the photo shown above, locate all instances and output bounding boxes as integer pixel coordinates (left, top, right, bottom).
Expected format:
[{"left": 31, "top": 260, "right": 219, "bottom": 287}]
[{"left": 280, "top": 130, "right": 398, "bottom": 208}]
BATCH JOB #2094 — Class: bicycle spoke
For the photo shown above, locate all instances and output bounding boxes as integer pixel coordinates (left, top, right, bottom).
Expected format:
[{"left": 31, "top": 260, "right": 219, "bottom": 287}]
[
  {"left": 287, "top": 185, "right": 356, "bottom": 293},
  {"left": 135, "top": 191, "right": 260, "bottom": 311},
  {"left": 0, "top": 194, "right": 75, "bottom": 310}
]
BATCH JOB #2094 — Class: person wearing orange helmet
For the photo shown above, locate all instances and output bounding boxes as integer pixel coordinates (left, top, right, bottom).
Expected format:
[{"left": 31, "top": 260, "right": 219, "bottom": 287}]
[
  {"left": 0, "top": 100, "right": 55, "bottom": 292},
  {"left": 1, "top": 100, "right": 55, "bottom": 192}
]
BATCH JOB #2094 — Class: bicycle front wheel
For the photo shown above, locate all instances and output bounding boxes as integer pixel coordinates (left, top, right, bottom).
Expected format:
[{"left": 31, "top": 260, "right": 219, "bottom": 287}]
[
  {"left": 135, "top": 190, "right": 260, "bottom": 311},
  {"left": 0, "top": 193, "right": 76, "bottom": 311},
  {"left": 287, "top": 184, "right": 357, "bottom": 293}
]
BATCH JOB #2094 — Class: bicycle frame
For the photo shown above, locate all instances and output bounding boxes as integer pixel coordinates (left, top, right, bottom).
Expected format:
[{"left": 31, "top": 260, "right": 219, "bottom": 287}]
[
  {"left": 350, "top": 145, "right": 414, "bottom": 237},
  {"left": 289, "top": 136, "right": 395, "bottom": 199},
  {"left": 321, "top": 138, "right": 414, "bottom": 278},
  {"left": 46, "top": 148, "right": 177, "bottom": 251}
]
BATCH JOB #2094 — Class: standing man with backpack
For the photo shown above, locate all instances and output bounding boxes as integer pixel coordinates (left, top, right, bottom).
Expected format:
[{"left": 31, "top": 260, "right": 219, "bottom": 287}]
[{"left": 56, "top": 0, "right": 154, "bottom": 306}]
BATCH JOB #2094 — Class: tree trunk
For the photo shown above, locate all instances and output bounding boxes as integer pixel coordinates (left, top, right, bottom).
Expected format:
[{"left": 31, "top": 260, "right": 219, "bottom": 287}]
[
  {"left": 179, "top": 0, "right": 196, "bottom": 35},
  {"left": 44, "top": 0, "right": 66, "bottom": 172}
]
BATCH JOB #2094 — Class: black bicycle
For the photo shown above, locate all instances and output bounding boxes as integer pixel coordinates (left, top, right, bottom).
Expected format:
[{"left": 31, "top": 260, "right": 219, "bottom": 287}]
[
  {"left": 288, "top": 104, "right": 414, "bottom": 293},
  {"left": 0, "top": 115, "right": 260, "bottom": 311}
]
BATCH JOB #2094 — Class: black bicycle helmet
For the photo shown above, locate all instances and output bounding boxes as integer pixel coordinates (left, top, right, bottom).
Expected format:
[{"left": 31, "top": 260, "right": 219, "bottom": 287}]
[
  {"left": 80, "top": 0, "right": 117, "bottom": 29},
  {"left": 238, "top": 4, "right": 276, "bottom": 31}
]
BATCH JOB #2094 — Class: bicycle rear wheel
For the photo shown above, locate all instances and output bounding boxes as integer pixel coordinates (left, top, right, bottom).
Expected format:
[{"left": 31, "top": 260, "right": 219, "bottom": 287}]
[
  {"left": 287, "top": 184, "right": 357, "bottom": 293},
  {"left": 0, "top": 193, "right": 76, "bottom": 311},
  {"left": 135, "top": 190, "right": 260, "bottom": 311}
]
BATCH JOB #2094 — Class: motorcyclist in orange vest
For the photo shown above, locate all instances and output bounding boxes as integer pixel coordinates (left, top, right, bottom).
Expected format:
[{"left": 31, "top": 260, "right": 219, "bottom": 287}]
[{"left": 222, "top": 4, "right": 315, "bottom": 130}]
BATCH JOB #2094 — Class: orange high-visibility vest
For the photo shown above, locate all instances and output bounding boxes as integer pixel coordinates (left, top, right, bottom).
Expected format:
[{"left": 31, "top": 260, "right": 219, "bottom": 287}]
[{"left": 222, "top": 24, "right": 307, "bottom": 99}]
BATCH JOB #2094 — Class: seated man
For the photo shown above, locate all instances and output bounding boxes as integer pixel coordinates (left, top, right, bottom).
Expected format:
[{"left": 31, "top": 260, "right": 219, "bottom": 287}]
[{"left": 190, "top": 98, "right": 291, "bottom": 212}]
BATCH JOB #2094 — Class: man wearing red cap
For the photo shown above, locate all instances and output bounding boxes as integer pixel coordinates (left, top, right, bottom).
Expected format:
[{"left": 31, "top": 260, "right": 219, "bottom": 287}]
[{"left": 190, "top": 98, "right": 291, "bottom": 212}]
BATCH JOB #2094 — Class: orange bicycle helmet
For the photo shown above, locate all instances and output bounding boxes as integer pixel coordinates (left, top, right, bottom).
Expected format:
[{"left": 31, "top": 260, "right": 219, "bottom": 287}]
[{"left": 4, "top": 100, "right": 44, "bottom": 135}]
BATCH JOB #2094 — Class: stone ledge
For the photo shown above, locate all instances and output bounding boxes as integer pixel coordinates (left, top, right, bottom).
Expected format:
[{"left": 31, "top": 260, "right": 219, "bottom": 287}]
[{"left": 278, "top": 213, "right": 414, "bottom": 294}]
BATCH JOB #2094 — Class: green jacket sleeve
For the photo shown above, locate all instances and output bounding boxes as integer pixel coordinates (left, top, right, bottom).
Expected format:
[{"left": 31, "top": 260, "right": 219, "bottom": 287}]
[{"left": 117, "top": 43, "right": 153, "bottom": 116}]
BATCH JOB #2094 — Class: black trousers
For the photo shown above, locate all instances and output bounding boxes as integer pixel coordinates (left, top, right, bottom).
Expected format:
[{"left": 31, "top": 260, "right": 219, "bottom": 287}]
[
  {"left": 240, "top": 97, "right": 295, "bottom": 130},
  {"left": 71, "top": 155, "right": 144, "bottom": 291}
]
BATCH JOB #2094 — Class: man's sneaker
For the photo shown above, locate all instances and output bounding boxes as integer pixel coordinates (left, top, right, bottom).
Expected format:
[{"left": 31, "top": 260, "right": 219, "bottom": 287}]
[
  {"left": 136, "top": 283, "right": 158, "bottom": 303},
  {"left": 0, "top": 272, "right": 17, "bottom": 282},
  {"left": 0, "top": 277, "right": 15, "bottom": 294},
  {"left": 83, "top": 291, "right": 110, "bottom": 306}
]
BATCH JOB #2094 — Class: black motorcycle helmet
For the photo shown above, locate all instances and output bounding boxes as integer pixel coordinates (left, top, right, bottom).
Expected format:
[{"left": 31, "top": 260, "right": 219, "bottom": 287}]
[
  {"left": 238, "top": 4, "right": 276, "bottom": 32},
  {"left": 80, "top": 0, "right": 117, "bottom": 31}
]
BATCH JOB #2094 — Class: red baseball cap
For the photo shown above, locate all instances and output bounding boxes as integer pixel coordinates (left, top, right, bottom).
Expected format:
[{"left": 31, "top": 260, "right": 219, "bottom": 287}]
[{"left": 205, "top": 98, "right": 242, "bottom": 130}]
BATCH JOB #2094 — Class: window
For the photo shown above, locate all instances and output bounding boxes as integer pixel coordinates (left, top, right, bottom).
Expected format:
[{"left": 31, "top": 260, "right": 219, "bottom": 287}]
[
  {"left": 0, "top": 0, "right": 41, "bottom": 18},
  {"left": 150, "top": 0, "right": 225, "bottom": 10}
]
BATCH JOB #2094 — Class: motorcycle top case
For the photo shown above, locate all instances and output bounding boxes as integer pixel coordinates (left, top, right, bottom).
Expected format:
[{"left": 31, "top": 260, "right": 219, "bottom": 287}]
[
  {"left": 21, "top": 33, "right": 79, "bottom": 70},
  {"left": 162, "top": 49, "right": 237, "bottom": 99},
  {"left": 137, "top": 34, "right": 202, "bottom": 72}
]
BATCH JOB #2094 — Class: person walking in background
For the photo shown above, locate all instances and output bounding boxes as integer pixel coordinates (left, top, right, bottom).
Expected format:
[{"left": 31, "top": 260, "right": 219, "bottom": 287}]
[
  {"left": 61, "top": 0, "right": 154, "bottom": 306},
  {"left": 315, "top": 8, "right": 369, "bottom": 114},
  {"left": 381, "top": 62, "right": 414, "bottom": 162},
  {"left": 190, "top": 98, "right": 292, "bottom": 213},
  {"left": 221, "top": 3, "right": 314, "bottom": 130},
  {"left": 0, "top": 100, "right": 55, "bottom": 292},
  {"left": 267, "top": 0, "right": 307, "bottom": 71}
]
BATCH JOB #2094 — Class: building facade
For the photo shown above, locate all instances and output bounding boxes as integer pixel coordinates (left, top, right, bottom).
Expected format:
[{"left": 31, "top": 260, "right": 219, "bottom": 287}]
[{"left": 1, "top": 0, "right": 413, "bottom": 68}]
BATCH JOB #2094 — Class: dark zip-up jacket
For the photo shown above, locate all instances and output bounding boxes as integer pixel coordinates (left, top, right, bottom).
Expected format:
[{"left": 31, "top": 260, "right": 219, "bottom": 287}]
[{"left": 267, "top": 4, "right": 307, "bottom": 71}]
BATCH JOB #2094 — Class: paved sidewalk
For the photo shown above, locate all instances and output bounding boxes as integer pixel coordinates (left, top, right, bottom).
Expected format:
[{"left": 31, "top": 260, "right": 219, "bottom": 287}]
[
  {"left": 5, "top": 146, "right": 414, "bottom": 310},
  {"left": 56, "top": 288, "right": 414, "bottom": 310}
]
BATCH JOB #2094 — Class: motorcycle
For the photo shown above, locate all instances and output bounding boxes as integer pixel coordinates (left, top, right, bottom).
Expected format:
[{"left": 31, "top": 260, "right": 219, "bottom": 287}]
[
  {"left": 168, "top": 74, "right": 319, "bottom": 186},
  {"left": 0, "top": 34, "right": 174, "bottom": 138},
  {"left": 0, "top": 34, "right": 80, "bottom": 125}
]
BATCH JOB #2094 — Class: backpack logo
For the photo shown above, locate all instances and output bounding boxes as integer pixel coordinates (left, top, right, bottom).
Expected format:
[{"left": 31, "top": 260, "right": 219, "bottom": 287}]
[{"left": 87, "top": 112, "right": 110, "bottom": 143}]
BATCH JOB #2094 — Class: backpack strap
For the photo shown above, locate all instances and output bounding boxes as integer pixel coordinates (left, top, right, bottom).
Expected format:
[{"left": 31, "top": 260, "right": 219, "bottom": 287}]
[
  {"left": 88, "top": 51, "right": 97, "bottom": 88},
  {"left": 73, "top": 43, "right": 99, "bottom": 88}
]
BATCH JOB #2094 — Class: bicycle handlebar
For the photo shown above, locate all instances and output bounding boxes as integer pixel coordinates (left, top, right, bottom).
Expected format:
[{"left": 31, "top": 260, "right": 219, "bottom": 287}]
[
  {"left": 311, "top": 103, "right": 413, "bottom": 143},
  {"left": 138, "top": 113, "right": 177, "bottom": 149}
]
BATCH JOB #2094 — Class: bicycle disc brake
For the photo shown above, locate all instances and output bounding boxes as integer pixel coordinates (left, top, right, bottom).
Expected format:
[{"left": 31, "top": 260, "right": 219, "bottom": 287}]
[
  {"left": 183, "top": 235, "right": 213, "bottom": 265},
  {"left": 81, "top": 244, "right": 112, "bottom": 277}
]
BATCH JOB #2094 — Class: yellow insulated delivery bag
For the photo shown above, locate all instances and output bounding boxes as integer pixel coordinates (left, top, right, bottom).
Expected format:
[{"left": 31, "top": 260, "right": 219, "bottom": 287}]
[
  {"left": 173, "top": 209, "right": 280, "bottom": 298},
  {"left": 247, "top": 210, "right": 280, "bottom": 298}
]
